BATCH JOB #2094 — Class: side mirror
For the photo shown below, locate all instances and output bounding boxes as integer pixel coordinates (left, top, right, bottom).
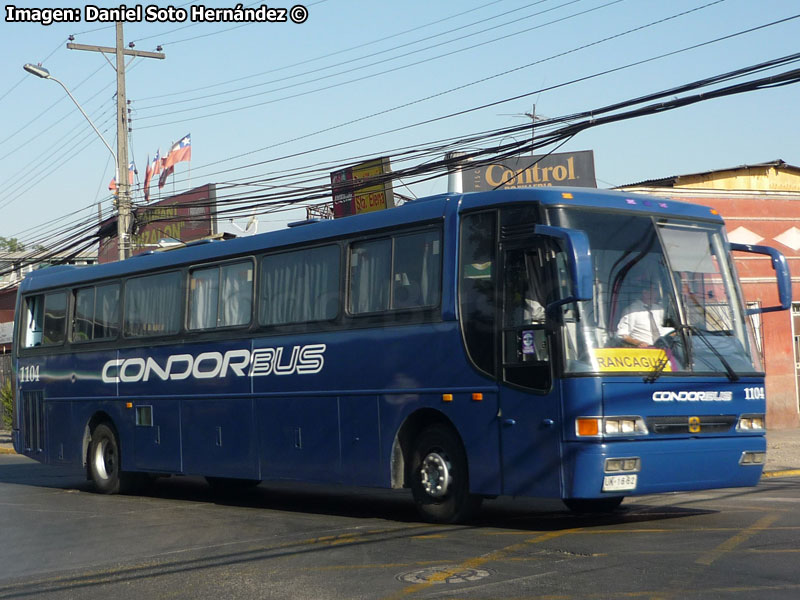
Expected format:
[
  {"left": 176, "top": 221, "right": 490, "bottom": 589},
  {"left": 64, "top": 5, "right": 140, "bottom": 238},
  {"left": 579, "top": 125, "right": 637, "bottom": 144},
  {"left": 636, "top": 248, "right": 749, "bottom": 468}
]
[
  {"left": 534, "top": 225, "right": 592, "bottom": 312},
  {"left": 730, "top": 243, "right": 791, "bottom": 314}
]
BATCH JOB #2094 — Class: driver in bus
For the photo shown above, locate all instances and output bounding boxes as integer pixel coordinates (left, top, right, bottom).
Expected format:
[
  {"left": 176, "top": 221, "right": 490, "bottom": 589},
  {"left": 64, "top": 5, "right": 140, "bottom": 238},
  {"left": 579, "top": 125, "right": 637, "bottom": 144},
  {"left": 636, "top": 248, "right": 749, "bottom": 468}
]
[{"left": 616, "top": 276, "right": 674, "bottom": 348}]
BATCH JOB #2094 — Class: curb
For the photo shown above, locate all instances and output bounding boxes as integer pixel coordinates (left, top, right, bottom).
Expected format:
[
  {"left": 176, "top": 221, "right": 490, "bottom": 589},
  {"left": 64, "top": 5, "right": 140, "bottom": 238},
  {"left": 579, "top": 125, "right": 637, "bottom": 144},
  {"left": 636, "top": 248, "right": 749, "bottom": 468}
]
[{"left": 762, "top": 469, "right": 800, "bottom": 479}]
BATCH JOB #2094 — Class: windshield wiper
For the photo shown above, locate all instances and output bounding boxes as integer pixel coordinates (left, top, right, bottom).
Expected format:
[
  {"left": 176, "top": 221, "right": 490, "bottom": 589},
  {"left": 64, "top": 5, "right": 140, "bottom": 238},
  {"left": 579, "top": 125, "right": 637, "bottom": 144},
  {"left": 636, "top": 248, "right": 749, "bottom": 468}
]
[
  {"left": 643, "top": 352, "right": 671, "bottom": 383},
  {"left": 686, "top": 325, "right": 740, "bottom": 382}
]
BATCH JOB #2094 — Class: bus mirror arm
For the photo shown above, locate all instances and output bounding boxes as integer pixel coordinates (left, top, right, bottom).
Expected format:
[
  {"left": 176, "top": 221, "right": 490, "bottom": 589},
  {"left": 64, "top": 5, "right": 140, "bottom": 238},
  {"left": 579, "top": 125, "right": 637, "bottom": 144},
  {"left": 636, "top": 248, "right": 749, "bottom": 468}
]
[
  {"left": 730, "top": 243, "right": 791, "bottom": 314},
  {"left": 534, "top": 225, "right": 593, "bottom": 303}
]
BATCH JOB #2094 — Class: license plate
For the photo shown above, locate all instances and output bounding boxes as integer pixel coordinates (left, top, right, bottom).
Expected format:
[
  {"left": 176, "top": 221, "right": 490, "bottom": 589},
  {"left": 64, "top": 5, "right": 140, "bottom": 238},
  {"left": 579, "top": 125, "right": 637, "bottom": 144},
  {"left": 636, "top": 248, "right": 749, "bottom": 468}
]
[{"left": 602, "top": 474, "right": 638, "bottom": 492}]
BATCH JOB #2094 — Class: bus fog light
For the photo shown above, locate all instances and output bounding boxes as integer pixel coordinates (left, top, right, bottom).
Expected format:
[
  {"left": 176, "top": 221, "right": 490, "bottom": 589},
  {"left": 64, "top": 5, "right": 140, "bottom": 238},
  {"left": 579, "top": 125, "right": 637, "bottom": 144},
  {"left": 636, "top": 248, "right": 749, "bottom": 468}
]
[
  {"left": 605, "top": 457, "right": 640, "bottom": 473},
  {"left": 740, "top": 451, "right": 766, "bottom": 465},
  {"left": 622, "top": 458, "right": 640, "bottom": 471}
]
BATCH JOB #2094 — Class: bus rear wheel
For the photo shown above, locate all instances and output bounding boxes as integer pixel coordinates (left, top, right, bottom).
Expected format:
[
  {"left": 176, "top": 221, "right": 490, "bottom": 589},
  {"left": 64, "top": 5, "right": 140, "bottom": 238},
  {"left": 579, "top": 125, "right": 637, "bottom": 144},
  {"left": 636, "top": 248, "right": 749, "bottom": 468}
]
[
  {"left": 88, "top": 423, "right": 136, "bottom": 494},
  {"left": 410, "top": 425, "right": 481, "bottom": 523}
]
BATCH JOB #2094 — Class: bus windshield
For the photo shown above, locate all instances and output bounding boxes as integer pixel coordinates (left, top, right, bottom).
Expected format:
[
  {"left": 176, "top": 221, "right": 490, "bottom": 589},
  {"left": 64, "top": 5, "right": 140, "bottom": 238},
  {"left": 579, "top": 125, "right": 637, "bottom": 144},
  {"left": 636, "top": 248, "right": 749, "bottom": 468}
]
[{"left": 548, "top": 208, "right": 762, "bottom": 376}]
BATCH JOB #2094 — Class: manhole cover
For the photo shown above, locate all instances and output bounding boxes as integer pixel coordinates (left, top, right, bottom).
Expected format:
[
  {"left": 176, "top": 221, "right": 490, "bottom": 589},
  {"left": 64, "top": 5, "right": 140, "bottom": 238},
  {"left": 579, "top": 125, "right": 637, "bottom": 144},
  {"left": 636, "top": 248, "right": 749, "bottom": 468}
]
[{"left": 397, "top": 565, "right": 493, "bottom": 585}]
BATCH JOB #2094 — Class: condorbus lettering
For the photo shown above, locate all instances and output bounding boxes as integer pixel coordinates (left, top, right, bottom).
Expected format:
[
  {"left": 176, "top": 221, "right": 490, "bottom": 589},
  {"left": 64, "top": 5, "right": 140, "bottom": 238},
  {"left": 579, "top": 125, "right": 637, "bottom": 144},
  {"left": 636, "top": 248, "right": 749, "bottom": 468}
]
[
  {"left": 273, "top": 346, "right": 301, "bottom": 375},
  {"left": 297, "top": 344, "right": 326, "bottom": 374},
  {"left": 102, "top": 344, "right": 327, "bottom": 383},
  {"left": 120, "top": 358, "right": 145, "bottom": 383},
  {"left": 652, "top": 390, "right": 733, "bottom": 402},
  {"left": 221, "top": 349, "right": 250, "bottom": 377},
  {"left": 102, "top": 359, "right": 124, "bottom": 383},
  {"left": 192, "top": 352, "right": 223, "bottom": 379}
]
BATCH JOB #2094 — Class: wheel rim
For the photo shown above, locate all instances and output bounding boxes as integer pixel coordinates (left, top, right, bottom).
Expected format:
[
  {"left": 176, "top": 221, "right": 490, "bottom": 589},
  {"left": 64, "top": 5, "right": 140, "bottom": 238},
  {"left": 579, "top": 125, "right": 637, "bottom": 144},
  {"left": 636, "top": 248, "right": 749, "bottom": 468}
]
[
  {"left": 93, "top": 438, "right": 115, "bottom": 481},
  {"left": 420, "top": 451, "right": 451, "bottom": 498}
]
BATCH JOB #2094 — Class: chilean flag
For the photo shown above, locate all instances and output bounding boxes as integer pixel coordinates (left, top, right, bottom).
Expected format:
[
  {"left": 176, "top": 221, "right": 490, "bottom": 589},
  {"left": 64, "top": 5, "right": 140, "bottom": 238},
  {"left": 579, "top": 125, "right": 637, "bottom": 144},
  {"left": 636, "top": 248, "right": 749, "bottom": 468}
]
[
  {"left": 143, "top": 151, "right": 160, "bottom": 203},
  {"left": 165, "top": 134, "right": 191, "bottom": 170},
  {"left": 108, "top": 162, "right": 135, "bottom": 196}
]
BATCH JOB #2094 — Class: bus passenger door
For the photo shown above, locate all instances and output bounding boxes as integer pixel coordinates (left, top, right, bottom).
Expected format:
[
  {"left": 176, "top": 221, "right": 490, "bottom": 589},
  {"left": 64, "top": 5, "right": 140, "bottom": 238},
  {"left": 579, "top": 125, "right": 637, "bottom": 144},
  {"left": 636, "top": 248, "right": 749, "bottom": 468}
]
[{"left": 498, "top": 245, "right": 562, "bottom": 497}]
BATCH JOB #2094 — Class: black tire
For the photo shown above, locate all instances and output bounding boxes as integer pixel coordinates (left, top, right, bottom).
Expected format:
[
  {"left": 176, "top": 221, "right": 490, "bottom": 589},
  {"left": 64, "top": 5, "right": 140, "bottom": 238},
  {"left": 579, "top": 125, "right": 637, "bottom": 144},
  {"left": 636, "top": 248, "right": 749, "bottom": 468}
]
[
  {"left": 88, "top": 423, "right": 136, "bottom": 494},
  {"left": 563, "top": 496, "right": 624, "bottom": 514},
  {"left": 410, "top": 425, "right": 482, "bottom": 523}
]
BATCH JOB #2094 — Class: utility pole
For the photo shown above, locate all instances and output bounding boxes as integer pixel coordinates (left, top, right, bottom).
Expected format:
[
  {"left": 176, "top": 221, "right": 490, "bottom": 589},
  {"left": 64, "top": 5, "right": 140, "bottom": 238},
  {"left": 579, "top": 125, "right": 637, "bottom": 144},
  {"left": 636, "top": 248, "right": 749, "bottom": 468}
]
[{"left": 68, "top": 23, "right": 164, "bottom": 260}]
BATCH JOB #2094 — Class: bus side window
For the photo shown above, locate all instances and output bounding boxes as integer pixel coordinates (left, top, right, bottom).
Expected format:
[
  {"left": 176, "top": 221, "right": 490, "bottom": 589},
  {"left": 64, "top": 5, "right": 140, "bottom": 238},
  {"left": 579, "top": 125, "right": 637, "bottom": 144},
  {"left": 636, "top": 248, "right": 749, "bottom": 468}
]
[
  {"left": 23, "top": 295, "right": 44, "bottom": 348},
  {"left": 459, "top": 211, "right": 497, "bottom": 377},
  {"left": 43, "top": 292, "right": 67, "bottom": 346},
  {"left": 392, "top": 231, "right": 441, "bottom": 310},
  {"left": 74, "top": 284, "right": 120, "bottom": 342}
]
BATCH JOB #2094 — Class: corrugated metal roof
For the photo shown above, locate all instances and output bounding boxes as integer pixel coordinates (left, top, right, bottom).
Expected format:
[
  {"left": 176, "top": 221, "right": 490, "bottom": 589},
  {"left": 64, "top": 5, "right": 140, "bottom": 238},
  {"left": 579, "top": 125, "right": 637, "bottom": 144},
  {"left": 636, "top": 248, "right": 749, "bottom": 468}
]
[{"left": 618, "top": 159, "right": 800, "bottom": 189}]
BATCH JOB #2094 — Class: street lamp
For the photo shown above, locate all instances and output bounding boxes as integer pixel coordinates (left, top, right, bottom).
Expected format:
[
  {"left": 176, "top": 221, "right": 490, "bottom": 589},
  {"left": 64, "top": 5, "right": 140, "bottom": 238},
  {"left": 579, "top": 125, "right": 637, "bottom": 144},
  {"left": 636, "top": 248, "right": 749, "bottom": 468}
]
[{"left": 23, "top": 63, "right": 130, "bottom": 261}]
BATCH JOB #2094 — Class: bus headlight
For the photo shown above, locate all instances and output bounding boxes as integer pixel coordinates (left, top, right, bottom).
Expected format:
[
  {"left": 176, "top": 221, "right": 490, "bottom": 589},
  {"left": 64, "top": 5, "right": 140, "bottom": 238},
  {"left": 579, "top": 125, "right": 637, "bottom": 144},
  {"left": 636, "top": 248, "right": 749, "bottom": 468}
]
[
  {"left": 737, "top": 414, "right": 766, "bottom": 431},
  {"left": 603, "top": 417, "right": 648, "bottom": 436},
  {"left": 576, "top": 416, "right": 648, "bottom": 437}
]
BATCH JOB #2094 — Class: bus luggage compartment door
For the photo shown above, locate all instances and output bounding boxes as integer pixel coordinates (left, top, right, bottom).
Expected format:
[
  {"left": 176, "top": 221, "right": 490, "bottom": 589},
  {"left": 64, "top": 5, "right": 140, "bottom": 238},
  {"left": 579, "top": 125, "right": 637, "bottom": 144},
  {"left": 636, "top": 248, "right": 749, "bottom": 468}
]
[{"left": 133, "top": 399, "right": 182, "bottom": 473}]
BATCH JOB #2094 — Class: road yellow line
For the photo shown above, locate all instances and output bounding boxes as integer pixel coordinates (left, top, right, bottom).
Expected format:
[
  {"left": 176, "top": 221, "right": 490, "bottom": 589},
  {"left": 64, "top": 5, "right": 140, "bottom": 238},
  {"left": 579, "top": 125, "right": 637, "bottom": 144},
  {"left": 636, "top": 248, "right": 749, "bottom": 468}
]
[
  {"left": 384, "top": 527, "right": 582, "bottom": 599},
  {"left": 695, "top": 513, "right": 780, "bottom": 566}
]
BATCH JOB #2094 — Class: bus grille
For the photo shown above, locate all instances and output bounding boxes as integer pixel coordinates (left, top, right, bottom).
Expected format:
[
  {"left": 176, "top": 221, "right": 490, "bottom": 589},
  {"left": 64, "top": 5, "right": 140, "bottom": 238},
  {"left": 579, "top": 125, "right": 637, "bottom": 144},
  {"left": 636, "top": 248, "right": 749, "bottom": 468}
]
[
  {"left": 21, "top": 391, "right": 44, "bottom": 452},
  {"left": 645, "top": 415, "right": 737, "bottom": 435}
]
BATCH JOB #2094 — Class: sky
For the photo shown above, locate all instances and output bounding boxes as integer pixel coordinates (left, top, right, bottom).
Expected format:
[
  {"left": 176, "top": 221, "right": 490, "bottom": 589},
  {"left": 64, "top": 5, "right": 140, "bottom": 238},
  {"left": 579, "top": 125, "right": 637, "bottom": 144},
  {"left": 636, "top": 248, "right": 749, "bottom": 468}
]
[{"left": 1, "top": 0, "right": 799, "bottom": 247}]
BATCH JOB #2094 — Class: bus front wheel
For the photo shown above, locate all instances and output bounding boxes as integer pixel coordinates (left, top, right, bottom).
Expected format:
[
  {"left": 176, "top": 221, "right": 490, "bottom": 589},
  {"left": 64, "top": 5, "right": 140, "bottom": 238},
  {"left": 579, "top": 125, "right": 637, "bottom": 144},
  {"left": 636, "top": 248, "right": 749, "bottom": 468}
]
[
  {"left": 88, "top": 423, "right": 134, "bottom": 494},
  {"left": 410, "top": 425, "right": 481, "bottom": 523}
]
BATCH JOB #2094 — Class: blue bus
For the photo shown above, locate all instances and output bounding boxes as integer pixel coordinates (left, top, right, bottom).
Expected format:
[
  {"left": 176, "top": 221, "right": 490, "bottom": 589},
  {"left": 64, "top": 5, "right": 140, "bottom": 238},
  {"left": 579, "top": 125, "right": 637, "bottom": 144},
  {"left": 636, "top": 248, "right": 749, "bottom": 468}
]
[{"left": 12, "top": 187, "right": 791, "bottom": 523}]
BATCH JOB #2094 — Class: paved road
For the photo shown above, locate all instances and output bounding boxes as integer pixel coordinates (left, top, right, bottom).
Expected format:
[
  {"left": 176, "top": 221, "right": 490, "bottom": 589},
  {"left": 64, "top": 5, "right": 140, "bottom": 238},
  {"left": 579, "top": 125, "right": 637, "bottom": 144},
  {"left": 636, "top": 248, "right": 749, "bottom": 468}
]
[{"left": 1, "top": 453, "right": 800, "bottom": 599}]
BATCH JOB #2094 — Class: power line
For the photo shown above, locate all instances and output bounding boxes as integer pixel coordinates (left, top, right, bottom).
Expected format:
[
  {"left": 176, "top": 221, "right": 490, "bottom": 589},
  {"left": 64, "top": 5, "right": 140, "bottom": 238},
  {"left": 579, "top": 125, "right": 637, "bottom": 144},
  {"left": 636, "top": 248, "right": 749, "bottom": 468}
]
[
  {"left": 6, "top": 53, "right": 798, "bottom": 274},
  {"left": 135, "top": 0, "right": 513, "bottom": 100},
  {"left": 161, "top": 13, "right": 797, "bottom": 193},
  {"left": 135, "top": 0, "right": 625, "bottom": 119},
  {"left": 135, "top": 0, "right": 562, "bottom": 107}
]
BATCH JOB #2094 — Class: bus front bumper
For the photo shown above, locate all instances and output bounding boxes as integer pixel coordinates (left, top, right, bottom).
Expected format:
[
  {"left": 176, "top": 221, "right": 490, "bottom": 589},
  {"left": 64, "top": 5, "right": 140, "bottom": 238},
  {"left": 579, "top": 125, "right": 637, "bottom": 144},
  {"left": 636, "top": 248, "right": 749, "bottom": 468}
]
[{"left": 562, "top": 435, "right": 766, "bottom": 499}]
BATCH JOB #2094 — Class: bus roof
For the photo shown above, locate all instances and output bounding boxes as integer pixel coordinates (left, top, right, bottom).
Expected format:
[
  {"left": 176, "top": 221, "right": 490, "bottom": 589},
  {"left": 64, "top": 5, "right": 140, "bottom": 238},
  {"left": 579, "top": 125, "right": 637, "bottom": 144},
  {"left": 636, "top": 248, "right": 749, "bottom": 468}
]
[{"left": 20, "top": 187, "right": 722, "bottom": 293}]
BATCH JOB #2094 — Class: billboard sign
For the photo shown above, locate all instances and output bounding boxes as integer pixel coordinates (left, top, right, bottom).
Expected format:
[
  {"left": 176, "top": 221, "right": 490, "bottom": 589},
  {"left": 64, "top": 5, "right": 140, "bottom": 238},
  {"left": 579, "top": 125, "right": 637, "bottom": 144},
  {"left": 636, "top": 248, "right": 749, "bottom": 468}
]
[
  {"left": 99, "top": 184, "right": 217, "bottom": 263},
  {"left": 331, "top": 157, "right": 393, "bottom": 218},
  {"left": 464, "top": 150, "right": 596, "bottom": 191}
]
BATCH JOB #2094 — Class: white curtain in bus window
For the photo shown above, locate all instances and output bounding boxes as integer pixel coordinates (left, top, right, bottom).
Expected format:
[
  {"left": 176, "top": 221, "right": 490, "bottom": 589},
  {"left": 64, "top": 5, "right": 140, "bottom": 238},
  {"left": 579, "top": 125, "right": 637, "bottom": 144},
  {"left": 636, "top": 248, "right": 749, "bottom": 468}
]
[
  {"left": 124, "top": 271, "right": 182, "bottom": 337},
  {"left": 95, "top": 284, "right": 120, "bottom": 339},
  {"left": 190, "top": 261, "right": 253, "bottom": 329},
  {"left": 260, "top": 245, "right": 339, "bottom": 325},
  {"left": 189, "top": 267, "right": 220, "bottom": 330},
  {"left": 220, "top": 262, "right": 253, "bottom": 327},
  {"left": 350, "top": 239, "right": 391, "bottom": 314},
  {"left": 43, "top": 292, "right": 67, "bottom": 345}
]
